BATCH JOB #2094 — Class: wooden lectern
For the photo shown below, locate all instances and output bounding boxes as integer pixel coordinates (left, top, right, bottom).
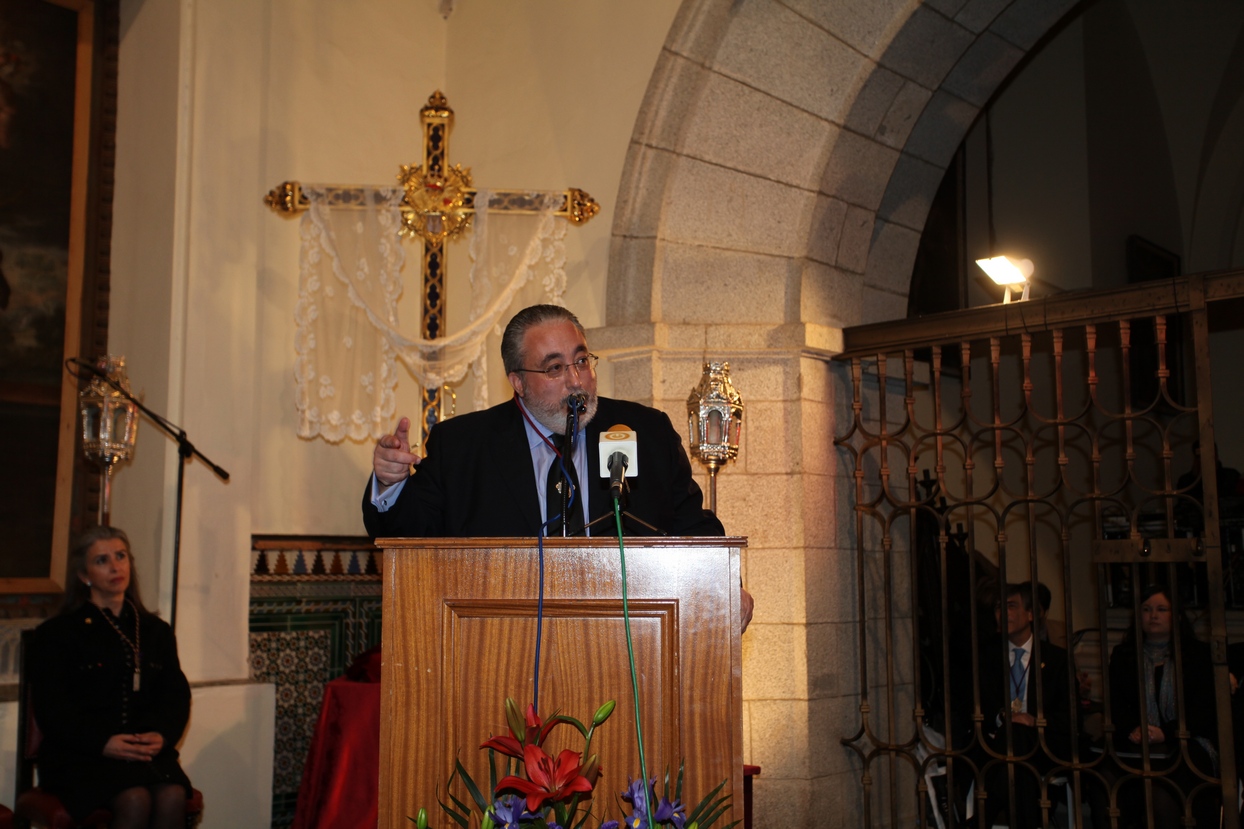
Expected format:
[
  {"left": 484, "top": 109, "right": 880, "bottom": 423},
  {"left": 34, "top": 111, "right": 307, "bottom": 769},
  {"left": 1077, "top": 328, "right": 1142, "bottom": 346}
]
[{"left": 378, "top": 536, "right": 746, "bottom": 828}]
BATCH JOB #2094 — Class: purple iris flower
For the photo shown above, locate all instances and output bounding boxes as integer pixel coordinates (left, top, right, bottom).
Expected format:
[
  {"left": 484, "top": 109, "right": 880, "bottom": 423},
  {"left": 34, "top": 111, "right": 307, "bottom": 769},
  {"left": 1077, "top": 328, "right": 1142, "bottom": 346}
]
[
  {"left": 621, "top": 777, "right": 656, "bottom": 816},
  {"left": 491, "top": 795, "right": 528, "bottom": 829},
  {"left": 600, "top": 822, "right": 620, "bottom": 829},
  {"left": 653, "top": 796, "right": 687, "bottom": 828}
]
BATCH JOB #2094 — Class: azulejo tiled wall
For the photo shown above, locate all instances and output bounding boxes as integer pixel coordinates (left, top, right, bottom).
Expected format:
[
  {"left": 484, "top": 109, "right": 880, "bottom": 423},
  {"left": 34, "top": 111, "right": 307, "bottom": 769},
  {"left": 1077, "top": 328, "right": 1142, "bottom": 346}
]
[{"left": 248, "top": 536, "right": 382, "bottom": 829}]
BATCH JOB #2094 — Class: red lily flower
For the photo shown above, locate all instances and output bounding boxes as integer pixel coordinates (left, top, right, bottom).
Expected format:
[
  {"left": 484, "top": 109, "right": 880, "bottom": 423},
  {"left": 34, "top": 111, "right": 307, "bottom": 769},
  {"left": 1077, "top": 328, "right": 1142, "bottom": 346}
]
[
  {"left": 480, "top": 732, "right": 524, "bottom": 758},
  {"left": 480, "top": 701, "right": 570, "bottom": 759},
  {"left": 496, "top": 744, "right": 594, "bottom": 813}
]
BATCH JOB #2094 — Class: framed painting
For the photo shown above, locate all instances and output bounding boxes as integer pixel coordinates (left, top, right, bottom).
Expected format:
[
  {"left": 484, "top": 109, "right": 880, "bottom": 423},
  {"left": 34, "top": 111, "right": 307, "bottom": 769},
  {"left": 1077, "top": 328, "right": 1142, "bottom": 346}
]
[{"left": 0, "top": 0, "right": 114, "bottom": 593}]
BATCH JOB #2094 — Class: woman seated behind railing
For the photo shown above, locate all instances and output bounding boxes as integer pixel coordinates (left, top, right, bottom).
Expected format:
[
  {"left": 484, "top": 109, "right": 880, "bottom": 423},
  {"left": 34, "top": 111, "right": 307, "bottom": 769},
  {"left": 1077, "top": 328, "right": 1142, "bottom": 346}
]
[
  {"left": 1089, "top": 584, "right": 1219, "bottom": 829},
  {"left": 30, "top": 526, "right": 193, "bottom": 829}
]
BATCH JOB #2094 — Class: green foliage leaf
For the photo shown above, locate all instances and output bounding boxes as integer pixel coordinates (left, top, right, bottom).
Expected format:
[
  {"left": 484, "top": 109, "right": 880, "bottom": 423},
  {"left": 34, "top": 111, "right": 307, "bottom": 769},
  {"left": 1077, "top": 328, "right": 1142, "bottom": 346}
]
[
  {"left": 698, "top": 802, "right": 737, "bottom": 829},
  {"left": 446, "top": 791, "right": 473, "bottom": 817},
  {"left": 685, "top": 778, "right": 729, "bottom": 825},
  {"left": 435, "top": 798, "right": 469, "bottom": 829},
  {"left": 454, "top": 760, "right": 489, "bottom": 813}
]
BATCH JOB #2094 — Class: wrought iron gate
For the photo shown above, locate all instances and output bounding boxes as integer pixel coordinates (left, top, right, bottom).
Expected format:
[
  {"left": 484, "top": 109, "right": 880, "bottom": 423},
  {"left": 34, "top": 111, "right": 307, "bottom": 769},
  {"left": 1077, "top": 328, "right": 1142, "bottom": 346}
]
[{"left": 836, "top": 273, "right": 1244, "bottom": 828}]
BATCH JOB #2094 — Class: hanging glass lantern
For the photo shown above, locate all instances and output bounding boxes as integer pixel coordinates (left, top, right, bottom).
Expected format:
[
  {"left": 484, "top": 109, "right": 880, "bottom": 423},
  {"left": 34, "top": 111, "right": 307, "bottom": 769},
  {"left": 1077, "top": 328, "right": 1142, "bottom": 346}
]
[
  {"left": 79, "top": 356, "right": 139, "bottom": 525},
  {"left": 686, "top": 361, "right": 743, "bottom": 512}
]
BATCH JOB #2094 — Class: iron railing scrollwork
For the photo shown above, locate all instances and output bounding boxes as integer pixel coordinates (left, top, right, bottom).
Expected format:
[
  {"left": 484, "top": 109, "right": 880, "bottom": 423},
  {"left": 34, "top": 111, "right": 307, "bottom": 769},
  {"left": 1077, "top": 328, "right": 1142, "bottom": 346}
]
[{"left": 836, "top": 272, "right": 1244, "bottom": 828}]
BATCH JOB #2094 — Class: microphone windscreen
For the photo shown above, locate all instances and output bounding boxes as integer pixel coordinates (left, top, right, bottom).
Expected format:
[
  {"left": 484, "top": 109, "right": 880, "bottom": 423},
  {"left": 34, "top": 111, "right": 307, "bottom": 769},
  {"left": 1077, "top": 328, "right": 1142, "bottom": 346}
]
[{"left": 598, "top": 425, "right": 639, "bottom": 478}]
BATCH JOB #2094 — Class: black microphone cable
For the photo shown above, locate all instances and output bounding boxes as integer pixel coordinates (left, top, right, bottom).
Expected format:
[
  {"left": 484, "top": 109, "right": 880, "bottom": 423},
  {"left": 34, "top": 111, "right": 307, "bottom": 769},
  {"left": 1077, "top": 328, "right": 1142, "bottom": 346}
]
[{"left": 531, "top": 401, "right": 583, "bottom": 714}]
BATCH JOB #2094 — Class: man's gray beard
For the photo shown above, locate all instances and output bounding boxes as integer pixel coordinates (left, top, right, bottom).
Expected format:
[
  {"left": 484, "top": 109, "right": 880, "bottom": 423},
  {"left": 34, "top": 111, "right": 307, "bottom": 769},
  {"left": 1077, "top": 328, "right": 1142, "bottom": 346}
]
[{"left": 526, "top": 393, "right": 598, "bottom": 435}]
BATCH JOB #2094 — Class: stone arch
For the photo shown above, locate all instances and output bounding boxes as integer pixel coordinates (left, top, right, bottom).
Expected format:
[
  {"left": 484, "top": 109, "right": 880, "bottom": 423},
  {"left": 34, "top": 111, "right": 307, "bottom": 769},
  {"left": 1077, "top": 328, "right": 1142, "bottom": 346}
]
[
  {"left": 596, "top": 5, "right": 1095, "bottom": 824},
  {"left": 608, "top": 0, "right": 1083, "bottom": 329}
]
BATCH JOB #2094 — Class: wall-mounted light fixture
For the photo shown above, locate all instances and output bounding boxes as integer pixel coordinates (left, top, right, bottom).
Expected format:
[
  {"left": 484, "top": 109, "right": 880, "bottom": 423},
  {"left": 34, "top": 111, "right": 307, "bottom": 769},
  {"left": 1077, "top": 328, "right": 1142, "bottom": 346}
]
[{"left": 976, "top": 255, "right": 1035, "bottom": 303}]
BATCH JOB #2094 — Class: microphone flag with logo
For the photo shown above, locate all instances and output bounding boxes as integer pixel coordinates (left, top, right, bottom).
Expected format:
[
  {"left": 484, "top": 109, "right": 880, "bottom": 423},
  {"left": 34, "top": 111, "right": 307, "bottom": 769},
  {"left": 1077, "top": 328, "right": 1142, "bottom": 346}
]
[{"left": 598, "top": 425, "right": 638, "bottom": 498}]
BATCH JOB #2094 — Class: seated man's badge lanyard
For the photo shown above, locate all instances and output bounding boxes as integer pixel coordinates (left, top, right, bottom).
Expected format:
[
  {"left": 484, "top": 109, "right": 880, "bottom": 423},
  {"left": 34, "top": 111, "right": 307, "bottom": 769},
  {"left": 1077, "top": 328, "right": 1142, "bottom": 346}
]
[{"left": 1010, "top": 649, "right": 1030, "bottom": 713}]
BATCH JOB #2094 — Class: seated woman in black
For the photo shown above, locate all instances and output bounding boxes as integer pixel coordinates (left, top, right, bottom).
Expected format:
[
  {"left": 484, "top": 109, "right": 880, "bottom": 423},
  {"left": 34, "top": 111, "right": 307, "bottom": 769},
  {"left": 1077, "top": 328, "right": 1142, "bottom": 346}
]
[
  {"left": 30, "top": 526, "right": 192, "bottom": 829},
  {"left": 1105, "top": 585, "right": 1218, "bottom": 828}
]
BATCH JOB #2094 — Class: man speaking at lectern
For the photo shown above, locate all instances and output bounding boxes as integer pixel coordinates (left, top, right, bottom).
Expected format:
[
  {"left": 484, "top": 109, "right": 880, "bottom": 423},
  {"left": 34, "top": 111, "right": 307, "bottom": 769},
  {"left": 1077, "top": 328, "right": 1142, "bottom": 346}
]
[{"left": 362, "top": 304, "right": 726, "bottom": 541}]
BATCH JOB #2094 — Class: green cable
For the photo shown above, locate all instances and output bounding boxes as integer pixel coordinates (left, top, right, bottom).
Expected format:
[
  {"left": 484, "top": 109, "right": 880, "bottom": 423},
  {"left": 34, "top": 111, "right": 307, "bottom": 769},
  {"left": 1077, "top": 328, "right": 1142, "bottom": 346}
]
[{"left": 613, "top": 497, "right": 655, "bottom": 829}]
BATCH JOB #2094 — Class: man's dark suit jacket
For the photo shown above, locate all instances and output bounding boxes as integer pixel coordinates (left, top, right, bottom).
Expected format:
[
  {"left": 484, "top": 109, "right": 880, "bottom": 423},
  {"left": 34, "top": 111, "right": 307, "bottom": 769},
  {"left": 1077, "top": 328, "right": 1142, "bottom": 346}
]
[
  {"left": 967, "top": 636, "right": 1075, "bottom": 829},
  {"left": 977, "top": 636, "right": 1074, "bottom": 761},
  {"left": 361, "top": 396, "right": 724, "bottom": 538}
]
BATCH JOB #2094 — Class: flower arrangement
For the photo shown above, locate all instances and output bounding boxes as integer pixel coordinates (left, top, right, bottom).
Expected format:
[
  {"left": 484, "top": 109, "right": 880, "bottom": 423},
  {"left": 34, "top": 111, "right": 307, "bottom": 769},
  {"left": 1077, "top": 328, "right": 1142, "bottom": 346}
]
[{"left": 413, "top": 697, "right": 736, "bottom": 829}]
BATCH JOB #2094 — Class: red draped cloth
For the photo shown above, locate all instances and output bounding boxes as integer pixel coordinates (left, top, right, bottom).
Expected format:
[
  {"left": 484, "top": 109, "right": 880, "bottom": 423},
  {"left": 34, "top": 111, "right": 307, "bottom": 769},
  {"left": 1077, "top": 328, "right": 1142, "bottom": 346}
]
[{"left": 290, "top": 675, "right": 381, "bottom": 829}]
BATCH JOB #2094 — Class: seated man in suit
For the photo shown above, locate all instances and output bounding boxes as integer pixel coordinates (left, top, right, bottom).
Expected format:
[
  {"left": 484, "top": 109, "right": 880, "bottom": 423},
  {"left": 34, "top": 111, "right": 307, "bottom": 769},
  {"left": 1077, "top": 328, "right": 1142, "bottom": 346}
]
[
  {"left": 362, "top": 303, "right": 753, "bottom": 629},
  {"left": 971, "top": 582, "right": 1073, "bottom": 829}
]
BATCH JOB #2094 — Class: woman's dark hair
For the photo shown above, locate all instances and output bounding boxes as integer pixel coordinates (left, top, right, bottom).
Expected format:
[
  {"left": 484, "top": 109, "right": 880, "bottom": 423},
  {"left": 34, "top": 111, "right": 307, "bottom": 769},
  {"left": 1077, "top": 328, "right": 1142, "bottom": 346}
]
[
  {"left": 1120, "top": 583, "right": 1198, "bottom": 651},
  {"left": 62, "top": 525, "right": 148, "bottom": 615}
]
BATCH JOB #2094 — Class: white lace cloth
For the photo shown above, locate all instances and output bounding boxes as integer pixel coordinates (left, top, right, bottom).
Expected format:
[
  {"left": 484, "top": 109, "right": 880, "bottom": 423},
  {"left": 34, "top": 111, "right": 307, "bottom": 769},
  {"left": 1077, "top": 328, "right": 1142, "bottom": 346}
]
[{"left": 294, "top": 186, "right": 566, "bottom": 442}]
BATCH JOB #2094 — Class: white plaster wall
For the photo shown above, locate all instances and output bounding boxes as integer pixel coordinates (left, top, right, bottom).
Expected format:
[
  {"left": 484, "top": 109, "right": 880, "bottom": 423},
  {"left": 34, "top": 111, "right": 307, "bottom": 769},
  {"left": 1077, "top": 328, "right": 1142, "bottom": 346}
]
[
  {"left": 253, "top": 0, "right": 450, "bottom": 539},
  {"left": 109, "top": 0, "right": 186, "bottom": 630},
  {"left": 179, "top": 684, "right": 276, "bottom": 829},
  {"left": 444, "top": 1, "right": 677, "bottom": 330},
  {"left": 112, "top": 0, "right": 273, "bottom": 682}
]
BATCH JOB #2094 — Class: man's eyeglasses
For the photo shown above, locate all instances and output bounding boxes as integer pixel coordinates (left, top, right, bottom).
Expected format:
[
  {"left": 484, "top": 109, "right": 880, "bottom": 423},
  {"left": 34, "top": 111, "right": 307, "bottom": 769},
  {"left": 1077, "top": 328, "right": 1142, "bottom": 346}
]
[{"left": 514, "top": 354, "right": 600, "bottom": 381}]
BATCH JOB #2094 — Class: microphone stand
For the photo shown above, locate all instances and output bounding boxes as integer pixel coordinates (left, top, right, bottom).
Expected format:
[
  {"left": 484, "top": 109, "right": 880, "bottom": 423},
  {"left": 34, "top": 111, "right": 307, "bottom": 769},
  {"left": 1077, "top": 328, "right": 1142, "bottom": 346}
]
[
  {"left": 68, "top": 359, "right": 229, "bottom": 629},
  {"left": 557, "top": 407, "right": 576, "bottom": 537},
  {"left": 583, "top": 486, "right": 666, "bottom": 536}
]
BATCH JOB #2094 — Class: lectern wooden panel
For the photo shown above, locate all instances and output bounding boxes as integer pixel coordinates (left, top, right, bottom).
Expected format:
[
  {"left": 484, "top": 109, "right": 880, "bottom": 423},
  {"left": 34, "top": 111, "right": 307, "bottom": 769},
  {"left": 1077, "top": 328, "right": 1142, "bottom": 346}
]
[{"left": 378, "top": 537, "right": 745, "bottom": 829}]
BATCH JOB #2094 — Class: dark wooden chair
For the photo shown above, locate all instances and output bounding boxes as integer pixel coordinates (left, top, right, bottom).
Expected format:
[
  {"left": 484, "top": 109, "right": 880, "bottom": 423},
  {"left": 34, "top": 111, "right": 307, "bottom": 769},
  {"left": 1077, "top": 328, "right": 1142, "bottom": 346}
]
[
  {"left": 743, "top": 764, "right": 760, "bottom": 829},
  {"left": 13, "top": 629, "right": 204, "bottom": 829}
]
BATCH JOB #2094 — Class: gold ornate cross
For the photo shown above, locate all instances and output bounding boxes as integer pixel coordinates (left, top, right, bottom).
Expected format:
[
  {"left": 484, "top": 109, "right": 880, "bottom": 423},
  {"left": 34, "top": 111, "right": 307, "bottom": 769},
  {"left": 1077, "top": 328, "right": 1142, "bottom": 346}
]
[{"left": 265, "top": 90, "right": 599, "bottom": 441}]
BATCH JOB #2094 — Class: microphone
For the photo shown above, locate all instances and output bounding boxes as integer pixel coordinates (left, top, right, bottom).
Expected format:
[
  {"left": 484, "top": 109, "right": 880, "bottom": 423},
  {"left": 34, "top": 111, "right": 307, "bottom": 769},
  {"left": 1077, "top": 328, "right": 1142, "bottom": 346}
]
[
  {"left": 567, "top": 392, "right": 588, "bottom": 414},
  {"left": 598, "top": 424, "right": 638, "bottom": 498}
]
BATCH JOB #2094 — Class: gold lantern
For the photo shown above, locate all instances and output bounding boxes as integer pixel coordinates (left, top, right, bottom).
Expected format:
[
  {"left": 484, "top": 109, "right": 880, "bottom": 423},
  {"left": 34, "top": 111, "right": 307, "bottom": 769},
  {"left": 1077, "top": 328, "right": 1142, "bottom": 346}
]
[
  {"left": 79, "top": 356, "right": 139, "bottom": 525},
  {"left": 686, "top": 361, "right": 743, "bottom": 513}
]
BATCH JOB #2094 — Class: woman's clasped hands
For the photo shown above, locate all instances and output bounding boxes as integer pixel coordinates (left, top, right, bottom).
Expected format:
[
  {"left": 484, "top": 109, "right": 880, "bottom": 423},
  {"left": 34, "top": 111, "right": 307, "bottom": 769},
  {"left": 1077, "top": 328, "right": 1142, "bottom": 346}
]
[{"left": 103, "top": 733, "right": 164, "bottom": 762}]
